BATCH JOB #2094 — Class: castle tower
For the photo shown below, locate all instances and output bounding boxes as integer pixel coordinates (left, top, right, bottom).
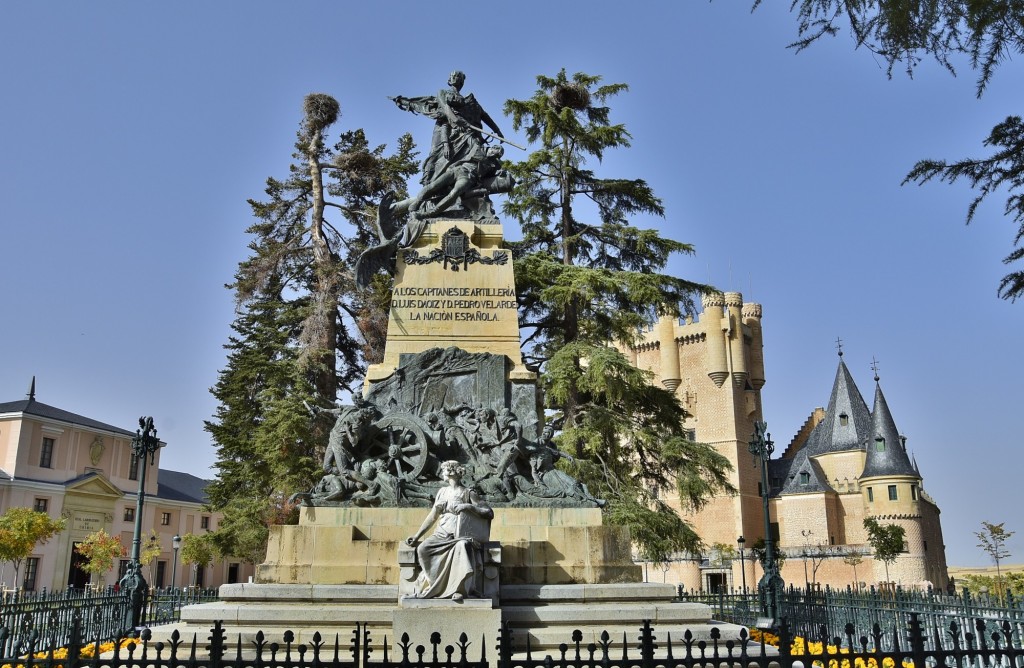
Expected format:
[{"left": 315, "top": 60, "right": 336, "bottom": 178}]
[
  {"left": 859, "top": 379, "right": 948, "bottom": 587},
  {"left": 627, "top": 291, "right": 766, "bottom": 590}
]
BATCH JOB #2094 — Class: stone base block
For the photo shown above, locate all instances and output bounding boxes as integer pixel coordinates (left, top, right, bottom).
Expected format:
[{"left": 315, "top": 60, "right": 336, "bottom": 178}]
[
  {"left": 393, "top": 598, "right": 501, "bottom": 662},
  {"left": 258, "top": 507, "right": 641, "bottom": 586}
]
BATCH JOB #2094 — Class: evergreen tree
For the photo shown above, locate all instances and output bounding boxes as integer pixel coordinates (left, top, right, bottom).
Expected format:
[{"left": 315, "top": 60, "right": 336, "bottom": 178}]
[
  {"left": 904, "top": 117, "right": 1024, "bottom": 301},
  {"left": 503, "top": 70, "right": 734, "bottom": 561},
  {"left": 760, "top": 1, "right": 1024, "bottom": 301},
  {"left": 205, "top": 94, "right": 417, "bottom": 562},
  {"left": 768, "top": 1, "right": 1023, "bottom": 95}
]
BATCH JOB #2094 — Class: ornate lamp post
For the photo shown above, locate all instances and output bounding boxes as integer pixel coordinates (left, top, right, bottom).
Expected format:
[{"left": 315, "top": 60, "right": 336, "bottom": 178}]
[
  {"left": 749, "top": 420, "right": 784, "bottom": 626},
  {"left": 171, "top": 534, "right": 181, "bottom": 589},
  {"left": 119, "top": 416, "right": 162, "bottom": 632},
  {"left": 801, "top": 529, "right": 813, "bottom": 590},
  {"left": 737, "top": 535, "right": 747, "bottom": 593}
]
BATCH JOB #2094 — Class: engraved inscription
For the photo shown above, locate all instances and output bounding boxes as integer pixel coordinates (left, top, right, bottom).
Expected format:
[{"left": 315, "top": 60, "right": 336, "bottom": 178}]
[{"left": 392, "top": 287, "right": 517, "bottom": 322}]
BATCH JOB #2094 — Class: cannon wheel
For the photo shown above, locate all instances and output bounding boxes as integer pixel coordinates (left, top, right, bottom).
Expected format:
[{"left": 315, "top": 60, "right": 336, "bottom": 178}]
[{"left": 363, "top": 414, "right": 433, "bottom": 481}]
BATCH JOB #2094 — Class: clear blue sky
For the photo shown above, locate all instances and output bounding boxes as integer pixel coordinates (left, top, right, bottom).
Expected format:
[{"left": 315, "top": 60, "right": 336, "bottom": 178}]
[{"left": 2, "top": 2, "right": 1021, "bottom": 567}]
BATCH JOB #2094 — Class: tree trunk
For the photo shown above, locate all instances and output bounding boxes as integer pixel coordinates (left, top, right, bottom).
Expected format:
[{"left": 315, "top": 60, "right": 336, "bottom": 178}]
[
  {"left": 559, "top": 166, "right": 583, "bottom": 457},
  {"left": 306, "top": 128, "right": 338, "bottom": 405}
]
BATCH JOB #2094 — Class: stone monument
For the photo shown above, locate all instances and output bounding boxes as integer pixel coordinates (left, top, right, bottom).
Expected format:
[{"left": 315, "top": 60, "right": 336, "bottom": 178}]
[{"left": 152, "top": 72, "right": 737, "bottom": 654}]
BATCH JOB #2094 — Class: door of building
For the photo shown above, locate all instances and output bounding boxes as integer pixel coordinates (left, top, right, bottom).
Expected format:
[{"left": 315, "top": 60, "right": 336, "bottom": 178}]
[
  {"left": 67, "top": 542, "right": 90, "bottom": 589},
  {"left": 706, "top": 572, "right": 726, "bottom": 593}
]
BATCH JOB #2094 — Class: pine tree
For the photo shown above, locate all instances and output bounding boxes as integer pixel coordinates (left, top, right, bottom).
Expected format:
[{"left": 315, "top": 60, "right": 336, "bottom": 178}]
[
  {"left": 503, "top": 70, "right": 734, "bottom": 560},
  {"left": 760, "top": 1, "right": 1024, "bottom": 301},
  {"left": 205, "top": 279, "right": 314, "bottom": 563},
  {"left": 205, "top": 94, "right": 417, "bottom": 562},
  {"left": 232, "top": 95, "right": 417, "bottom": 401},
  {"left": 904, "top": 117, "right": 1024, "bottom": 301}
]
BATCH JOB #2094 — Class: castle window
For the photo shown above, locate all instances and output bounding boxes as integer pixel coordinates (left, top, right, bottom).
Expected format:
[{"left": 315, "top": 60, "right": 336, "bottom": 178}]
[
  {"left": 201, "top": 516, "right": 210, "bottom": 530},
  {"left": 124, "top": 507, "right": 135, "bottom": 522},
  {"left": 40, "top": 438, "right": 54, "bottom": 468},
  {"left": 839, "top": 413, "right": 849, "bottom": 426},
  {"left": 888, "top": 485, "right": 898, "bottom": 501},
  {"left": 160, "top": 512, "right": 171, "bottom": 526},
  {"left": 874, "top": 438, "right": 886, "bottom": 452},
  {"left": 867, "top": 487, "right": 874, "bottom": 502},
  {"left": 34, "top": 498, "right": 48, "bottom": 513},
  {"left": 799, "top": 471, "right": 810, "bottom": 485},
  {"left": 911, "top": 485, "right": 918, "bottom": 500}
]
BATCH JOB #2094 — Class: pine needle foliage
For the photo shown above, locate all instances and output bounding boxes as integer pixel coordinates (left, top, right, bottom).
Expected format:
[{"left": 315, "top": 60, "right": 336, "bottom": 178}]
[
  {"left": 905, "top": 116, "right": 1024, "bottom": 301},
  {"left": 205, "top": 95, "right": 417, "bottom": 562},
  {"left": 765, "top": 0, "right": 1024, "bottom": 96},
  {"left": 503, "top": 70, "right": 733, "bottom": 561},
  {"left": 760, "top": 2, "right": 1024, "bottom": 302}
]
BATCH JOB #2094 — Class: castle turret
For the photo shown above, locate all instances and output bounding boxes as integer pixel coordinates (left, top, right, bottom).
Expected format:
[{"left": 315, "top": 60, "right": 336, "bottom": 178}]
[
  {"left": 657, "top": 315, "right": 681, "bottom": 392},
  {"left": 742, "top": 302, "right": 765, "bottom": 390},
  {"left": 702, "top": 292, "right": 728, "bottom": 387},
  {"left": 858, "top": 376, "right": 945, "bottom": 587},
  {"left": 861, "top": 382, "right": 917, "bottom": 480},
  {"left": 724, "top": 292, "right": 748, "bottom": 388}
]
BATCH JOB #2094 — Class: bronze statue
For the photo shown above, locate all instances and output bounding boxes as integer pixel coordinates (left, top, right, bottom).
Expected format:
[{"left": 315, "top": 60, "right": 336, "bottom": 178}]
[
  {"left": 391, "top": 70, "right": 505, "bottom": 186},
  {"left": 294, "top": 347, "right": 604, "bottom": 509},
  {"left": 355, "top": 72, "right": 516, "bottom": 290}
]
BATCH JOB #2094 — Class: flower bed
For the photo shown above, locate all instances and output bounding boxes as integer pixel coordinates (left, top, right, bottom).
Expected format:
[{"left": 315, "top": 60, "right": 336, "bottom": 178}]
[
  {"left": 749, "top": 628, "right": 915, "bottom": 668},
  {"left": 2, "top": 637, "right": 139, "bottom": 668}
]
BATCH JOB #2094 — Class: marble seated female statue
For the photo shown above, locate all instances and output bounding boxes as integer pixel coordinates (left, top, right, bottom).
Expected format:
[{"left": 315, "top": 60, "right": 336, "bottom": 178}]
[{"left": 405, "top": 460, "right": 494, "bottom": 600}]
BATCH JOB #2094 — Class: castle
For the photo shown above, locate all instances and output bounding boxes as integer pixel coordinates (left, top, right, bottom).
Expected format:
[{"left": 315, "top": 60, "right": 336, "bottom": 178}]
[{"left": 623, "top": 292, "right": 949, "bottom": 591}]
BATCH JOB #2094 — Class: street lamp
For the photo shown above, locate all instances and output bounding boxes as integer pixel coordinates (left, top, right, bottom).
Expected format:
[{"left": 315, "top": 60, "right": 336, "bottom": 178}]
[
  {"left": 801, "top": 529, "right": 813, "bottom": 590},
  {"left": 171, "top": 534, "right": 181, "bottom": 590},
  {"left": 119, "top": 416, "right": 162, "bottom": 632},
  {"left": 749, "top": 420, "right": 784, "bottom": 626},
  {"left": 737, "top": 536, "right": 747, "bottom": 593}
]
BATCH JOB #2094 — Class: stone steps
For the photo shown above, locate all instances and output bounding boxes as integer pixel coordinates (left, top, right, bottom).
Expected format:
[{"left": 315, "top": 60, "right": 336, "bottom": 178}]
[{"left": 147, "top": 582, "right": 745, "bottom": 655}]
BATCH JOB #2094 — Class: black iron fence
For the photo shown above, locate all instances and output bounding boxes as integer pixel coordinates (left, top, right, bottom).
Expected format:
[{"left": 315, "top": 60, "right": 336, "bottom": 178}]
[
  {"left": 2, "top": 613, "right": 1023, "bottom": 668},
  {"left": 0, "top": 587, "right": 217, "bottom": 655},
  {"left": 678, "top": 584, "right": 1024, "bottom": 651}
]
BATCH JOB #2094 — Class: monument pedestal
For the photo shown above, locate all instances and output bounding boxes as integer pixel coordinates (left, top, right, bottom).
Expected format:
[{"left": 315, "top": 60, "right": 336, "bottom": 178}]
[
  {"left": 153, "top": 506, "right": 730, "bottom": 652},
  {"left": 393, "top": 598, "right": 501, "bottom": 660},
  {"left": 258, "top": 507, "right": 641, "bottom": 586}
]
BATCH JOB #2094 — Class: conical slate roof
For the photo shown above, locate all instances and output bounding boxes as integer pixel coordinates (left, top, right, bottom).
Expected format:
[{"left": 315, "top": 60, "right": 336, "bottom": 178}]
[
  {"left": 861, "top": 381, "right": 918, "bottom": 478},
  {"left": 777, "top": 447, "right": 833, "bottom": 495},
  {"left": 803, "top": 358, "right": 873, "bottom": 456}
]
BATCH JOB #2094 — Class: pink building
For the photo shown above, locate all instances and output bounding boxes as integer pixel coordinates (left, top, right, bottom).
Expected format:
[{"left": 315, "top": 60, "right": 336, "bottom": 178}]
[{"left": 0, "top": 383, "right": 254, "bottom": 591}]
